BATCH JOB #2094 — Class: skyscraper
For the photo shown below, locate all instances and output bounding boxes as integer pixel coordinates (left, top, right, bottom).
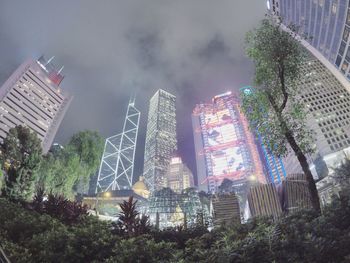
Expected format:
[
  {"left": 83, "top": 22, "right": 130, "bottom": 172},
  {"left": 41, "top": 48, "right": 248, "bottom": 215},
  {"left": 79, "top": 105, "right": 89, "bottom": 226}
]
[
  {"left": 0, "top": 56, "right": 72, "bottom": 153},
  {"left": 257, "top": 133, "right": 287, "bottom": 184},
  {"left": 268, "top": 0, "right": 350, "bottom": 80},
  {"left": 96, "top": 98, "right": 140, "bottom": 192},
  {"left": 165, "top": 156, "right": 194, "bottom": 193},
  {"left": 283, "top": 54, "right": 350, "bottom": 177},
  {"left": 143, "top": 89, "right": 177, "bottom": 192},
  {"left": 192, "top": 91, "right": 265, "bottom": 194}
]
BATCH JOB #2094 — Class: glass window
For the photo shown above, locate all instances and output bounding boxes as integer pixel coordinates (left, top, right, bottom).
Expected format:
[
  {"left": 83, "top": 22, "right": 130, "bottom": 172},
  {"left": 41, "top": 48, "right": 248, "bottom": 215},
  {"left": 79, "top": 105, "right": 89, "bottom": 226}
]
[
  {"left": 339, "top": 41, "right": 347, "bottom": 55},
  {"left": 346, "top": 48, "right": 350, "bottom": 61},
  {"left": 343, "top": 27, "right": 350, "bottom": 42},
  {"left": 347, "top": 8, "right": 350, "bottom": 25},
  {"left": 341, "top": 61, "right": 349, "bottom": 73},
  {"left": 332, "top": 2, "right": 337, "bottom": 14},
  {"left": 335, "top": 55, "right": 342, "bottom": 67}
]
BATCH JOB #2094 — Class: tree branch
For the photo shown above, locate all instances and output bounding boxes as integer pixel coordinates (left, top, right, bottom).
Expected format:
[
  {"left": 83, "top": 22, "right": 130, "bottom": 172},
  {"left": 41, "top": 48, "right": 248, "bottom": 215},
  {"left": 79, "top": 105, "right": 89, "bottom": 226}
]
[{"left": 278, "top": 64, "right": 288, "bottom": 112}]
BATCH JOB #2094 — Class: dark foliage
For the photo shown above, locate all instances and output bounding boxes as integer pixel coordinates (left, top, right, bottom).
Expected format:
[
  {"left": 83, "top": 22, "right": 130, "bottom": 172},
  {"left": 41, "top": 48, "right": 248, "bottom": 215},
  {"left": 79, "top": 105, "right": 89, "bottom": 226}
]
[
  {"left": 27, "top": 189, "right": 88, "bottom": 225},
  {"left": 113, "top": 196, "right": 151, "bottom": 237},
  {"left": 1, "top": 194, "right": 350, "bottom": 262}
]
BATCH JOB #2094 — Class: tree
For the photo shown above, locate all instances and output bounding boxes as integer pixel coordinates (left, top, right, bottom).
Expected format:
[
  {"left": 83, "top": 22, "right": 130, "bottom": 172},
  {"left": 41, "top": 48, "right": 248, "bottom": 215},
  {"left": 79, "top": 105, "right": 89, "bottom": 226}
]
[
  {"left": 1, "top": 126, "right": 42, "bottom": 200},
  {"left": 331, "top": 158, "right": 350, "bottom": 194},
  {"left": 66, "top": 130, "right": 104, "bottom": 194},
  {"left": 242, "top": 18, "right": 320, "bottom": 212},
  {"left": 0, "top": 169, "right": 3, "bottom": 195},
  {"left": 35, "top": 130, "right": 103, "bottom": 198},
  {"left": 35, "top": 149, "right": 82, "bottom": 198},
  {"left": 116, "top": 196, "right": 140, "bottom": 236}
]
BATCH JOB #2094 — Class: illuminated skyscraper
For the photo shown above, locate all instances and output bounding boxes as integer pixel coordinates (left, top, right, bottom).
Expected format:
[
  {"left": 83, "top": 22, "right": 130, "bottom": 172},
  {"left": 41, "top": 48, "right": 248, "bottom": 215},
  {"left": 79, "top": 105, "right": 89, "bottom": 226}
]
[
  {"left": 96, "top": 98, "right": 140, "bottom": 192},
  {"left": 165, "top": 156, "right": 194, "bottom": 193},
  {"left": 143, "top": 89, "right": 177, "bottom": 192},
  {"left": 192, "top": 91, "right": 265, "bottom": 194},
  {"left": 268, "top": 0, "right": 350, "bottom": 80},
  {"left": 0, "top": 56, "right": 72, "bottom": 153}
]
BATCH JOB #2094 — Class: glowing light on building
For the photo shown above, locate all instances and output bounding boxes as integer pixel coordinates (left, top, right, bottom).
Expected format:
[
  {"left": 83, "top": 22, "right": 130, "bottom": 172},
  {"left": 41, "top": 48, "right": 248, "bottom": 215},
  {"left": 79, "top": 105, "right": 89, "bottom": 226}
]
[
  {"left": 96, "top": 97, "right": 140, "bottom": 192},
  {"left": 143, "top": 89, "right": 177, "bottom": 192},
  {"left": 192, "top": 92, "right": 265, "bottom": 193}
]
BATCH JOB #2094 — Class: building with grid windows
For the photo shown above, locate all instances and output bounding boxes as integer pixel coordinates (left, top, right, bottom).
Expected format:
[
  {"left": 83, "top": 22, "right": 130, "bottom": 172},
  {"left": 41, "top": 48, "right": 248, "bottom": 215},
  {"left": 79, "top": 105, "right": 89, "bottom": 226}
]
[
  {"left": 0, "top": 56, "right": 72, "bottom": 153},
  {"left": 192, "top": 91, "right": 265, "bottom": 194},
  {"left": 268, "top": 0, "right": 350, "bottom": 81},
  {"left": 165, "top": 156, "right": 194, "bottom": 193},
  {"left": 147, "top": 187, "right": 206, "bottom": 229},
  {"left": 143, "top": 89, "right": 177, "bottom": 192},
  {"left": 283, "top": 55, "right": 350, "bottom": 177}
]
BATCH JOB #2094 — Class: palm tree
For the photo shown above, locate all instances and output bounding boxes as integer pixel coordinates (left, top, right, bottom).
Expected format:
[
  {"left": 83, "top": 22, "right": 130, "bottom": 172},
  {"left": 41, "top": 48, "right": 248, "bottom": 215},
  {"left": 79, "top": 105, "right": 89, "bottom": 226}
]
[{"left": 118, "top": 196, "right": 139, "bottom": 235}]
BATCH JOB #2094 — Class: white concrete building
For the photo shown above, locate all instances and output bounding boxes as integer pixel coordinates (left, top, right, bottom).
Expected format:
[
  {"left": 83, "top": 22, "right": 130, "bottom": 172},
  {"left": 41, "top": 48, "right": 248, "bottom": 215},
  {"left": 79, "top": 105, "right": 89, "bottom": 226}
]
[{"left": 0, "top": 56, "right": 72, "bottom": 153}]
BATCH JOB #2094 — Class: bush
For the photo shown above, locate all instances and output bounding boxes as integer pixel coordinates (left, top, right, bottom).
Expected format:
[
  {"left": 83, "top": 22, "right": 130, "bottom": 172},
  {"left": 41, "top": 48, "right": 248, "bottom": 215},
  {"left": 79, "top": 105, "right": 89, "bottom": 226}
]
[{"left": 1, "top": 194, "right": 350, "bottom": 262}]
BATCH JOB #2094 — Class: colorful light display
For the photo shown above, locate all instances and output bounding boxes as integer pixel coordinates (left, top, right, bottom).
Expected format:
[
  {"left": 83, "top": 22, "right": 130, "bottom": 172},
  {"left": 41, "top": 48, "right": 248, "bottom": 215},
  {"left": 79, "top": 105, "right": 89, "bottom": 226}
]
[{"left": 192, "top": 91, "right": 265, "bottom": 193}]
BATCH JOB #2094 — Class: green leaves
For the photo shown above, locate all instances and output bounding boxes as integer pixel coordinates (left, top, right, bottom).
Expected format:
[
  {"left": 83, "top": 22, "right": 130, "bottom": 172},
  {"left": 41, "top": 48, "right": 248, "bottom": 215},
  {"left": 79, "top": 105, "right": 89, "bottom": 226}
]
[
  {"left": 1, "top": 126, "right": 42, "bottom": 200},
  {"left": 35, "top": 130, "right": 104, "bottom": 198}
]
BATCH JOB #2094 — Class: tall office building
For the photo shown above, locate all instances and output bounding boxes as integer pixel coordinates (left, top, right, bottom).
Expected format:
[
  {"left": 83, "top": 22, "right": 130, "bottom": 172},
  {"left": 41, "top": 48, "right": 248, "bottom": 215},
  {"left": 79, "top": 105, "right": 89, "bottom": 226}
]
[
  {"left": 283, "top": 55, "right": 350, "bottom": 177},
  {"left": 257, "top": 133, "right": 287, "bottom": 184},
  {"left": 0, "top": 56, "right": 72, "bottom": 153},
  {"left": 97, "top": 98, "right": 140, "bottom": 192},
  {"left": 143, "top": 89, "right": 177, "bottom": 192},
  {"left": 268, "top": 0, "right": 350, "bottom": 80},
  {"left": 192, "top": 91, "right": 265, "bottom": 194},
  {"left": 165, "top": 156, "right": 194, "bottom": 193}
]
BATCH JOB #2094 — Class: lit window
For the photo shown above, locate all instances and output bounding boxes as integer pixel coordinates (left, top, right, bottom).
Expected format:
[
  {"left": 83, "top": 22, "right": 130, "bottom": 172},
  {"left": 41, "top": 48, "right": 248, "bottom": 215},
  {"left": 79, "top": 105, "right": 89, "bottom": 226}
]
[{"left": 332, "top": 3, "right": 337, "bottom": 14}]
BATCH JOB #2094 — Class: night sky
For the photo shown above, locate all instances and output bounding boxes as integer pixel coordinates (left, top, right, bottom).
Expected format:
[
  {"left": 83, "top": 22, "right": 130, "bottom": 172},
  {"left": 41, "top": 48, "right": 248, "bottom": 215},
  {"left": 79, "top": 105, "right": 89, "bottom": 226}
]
[{"left": 0, "top": 1, "right": 266, "bottom": 182}]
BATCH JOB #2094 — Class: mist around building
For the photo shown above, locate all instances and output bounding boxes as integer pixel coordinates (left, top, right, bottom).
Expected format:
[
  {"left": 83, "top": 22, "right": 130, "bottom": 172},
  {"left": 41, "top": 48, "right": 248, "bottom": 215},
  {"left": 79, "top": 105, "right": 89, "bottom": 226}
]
[{"left": 1, "top": 1, "right": 350, "bottom": 262}]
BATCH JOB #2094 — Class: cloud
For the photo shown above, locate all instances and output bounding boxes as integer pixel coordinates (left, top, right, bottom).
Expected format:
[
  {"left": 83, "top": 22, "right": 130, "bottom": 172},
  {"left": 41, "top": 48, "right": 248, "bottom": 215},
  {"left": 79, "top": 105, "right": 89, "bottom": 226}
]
[{"left": 0, "top": 0, "right": 266, "bottom": 179}]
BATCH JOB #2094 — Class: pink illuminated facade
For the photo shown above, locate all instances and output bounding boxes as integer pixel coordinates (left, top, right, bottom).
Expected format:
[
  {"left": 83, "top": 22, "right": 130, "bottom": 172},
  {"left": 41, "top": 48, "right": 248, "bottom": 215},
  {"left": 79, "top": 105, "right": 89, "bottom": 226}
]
[{"left": 192, "top": 91, "right": 265, "bottom": 193}]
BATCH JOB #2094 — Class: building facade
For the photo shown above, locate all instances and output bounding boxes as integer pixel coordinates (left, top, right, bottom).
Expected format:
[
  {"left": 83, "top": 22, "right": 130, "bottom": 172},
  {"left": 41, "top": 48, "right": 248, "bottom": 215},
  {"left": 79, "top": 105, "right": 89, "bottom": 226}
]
[
  {"left": 268, "top": 0, "right": 350, "bottom": 80},
  {"left": 257, "top": 133, "right": 287, "bottom": 184},
  {"left": 147, "top": 188, "right": 205, "bottom": 229},
  {"left": 192, "top": 91, "right": 265, "bottom": 194},
  {"left": 283, "top": 55, "right": 350, "bottom": 178},
  {"left": 165, "top": 156, "right": 194, "bottom": 193},
  {"left": 211, "top": 193, "right": 241, "bottom": 227},
  {"left": 247, "top": 183, "right": 282, "bottom": 219},
  {"left": 97, "top": 98, "right": 140, "bottom": 192},
  {"left": 0, "top": 56, "right": 72, "bottom": 153},
  {"left": 143, "top": 89, "right": 177, "bottom": 192},
  {"left": 278, "top": 174, "right": 313, "bottom": 212}
]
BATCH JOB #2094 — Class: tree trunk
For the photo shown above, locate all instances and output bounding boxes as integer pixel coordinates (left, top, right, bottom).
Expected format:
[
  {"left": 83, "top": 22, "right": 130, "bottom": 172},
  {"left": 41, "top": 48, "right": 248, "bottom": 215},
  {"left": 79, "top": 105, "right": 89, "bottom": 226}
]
[{"left": 285, "top": 130, "right": 321, "bottom": 213}]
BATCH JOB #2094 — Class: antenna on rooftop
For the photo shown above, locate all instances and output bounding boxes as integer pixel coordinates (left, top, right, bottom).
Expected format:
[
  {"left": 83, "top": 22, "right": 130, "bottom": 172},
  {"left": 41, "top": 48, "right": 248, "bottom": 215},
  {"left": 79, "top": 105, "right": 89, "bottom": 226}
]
[
  {"left": 58, "top": 66, "right": 64, "bottom": 74},
  {"left": 46, "top": 56, "right": 55, "bottom": 65}
]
